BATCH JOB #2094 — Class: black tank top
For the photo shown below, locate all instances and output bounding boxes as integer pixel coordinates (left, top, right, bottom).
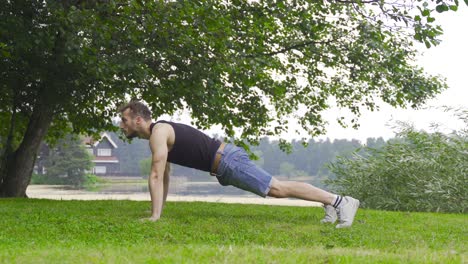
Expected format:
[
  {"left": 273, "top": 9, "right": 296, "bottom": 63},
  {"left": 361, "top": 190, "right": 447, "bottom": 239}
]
[{"left": 150, "top": 121, "right": 221, "bottom": 172}]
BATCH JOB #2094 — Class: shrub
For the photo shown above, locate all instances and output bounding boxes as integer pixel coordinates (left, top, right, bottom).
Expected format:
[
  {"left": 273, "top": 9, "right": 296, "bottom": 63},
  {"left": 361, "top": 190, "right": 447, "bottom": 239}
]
[
  {"left": 83, "top": 173, "right": 103, "bottom": 185},
  {"left": 30, "top": 173, "right": 48, "bottom": 184},
  {"left": 139, "top": 157, "right": 152, "bottom": 179},
  {"left": 327, "top": 110, "right": 467, "bottom": 213}
]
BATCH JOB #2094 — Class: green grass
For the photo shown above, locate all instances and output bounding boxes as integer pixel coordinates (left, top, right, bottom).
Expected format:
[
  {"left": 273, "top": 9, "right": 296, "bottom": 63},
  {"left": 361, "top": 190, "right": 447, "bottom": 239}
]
[{"left": 0, "top": 199, "right": 466, "bottom": 263}]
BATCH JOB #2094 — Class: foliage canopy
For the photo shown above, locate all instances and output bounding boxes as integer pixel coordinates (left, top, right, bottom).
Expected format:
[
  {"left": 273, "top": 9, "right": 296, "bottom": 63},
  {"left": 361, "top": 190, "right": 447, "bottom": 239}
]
[
  {"left": 1, "top": 0, "right": 462, "bottom": 146},
  {"left": 0, "top": 0, "right": 466, "bottom": 196}
]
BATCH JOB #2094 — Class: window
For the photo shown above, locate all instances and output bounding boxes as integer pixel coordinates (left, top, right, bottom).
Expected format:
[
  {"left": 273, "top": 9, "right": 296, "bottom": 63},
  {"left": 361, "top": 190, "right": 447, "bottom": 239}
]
[
  {"left": 97, "top": 148, "right": 111, "bottom": 156},
  {"left": 94, "top": 166, "right": 107, "bottom": 174}
]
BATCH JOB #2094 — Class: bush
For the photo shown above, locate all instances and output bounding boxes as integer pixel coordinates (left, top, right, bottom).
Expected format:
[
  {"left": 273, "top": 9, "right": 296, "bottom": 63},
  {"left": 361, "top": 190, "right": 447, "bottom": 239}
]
[
  {"left": 30, "top": 173, "right": 68, "bottom": 185},
  {"left": 327, "top": 113, "right": 467, "bottom": 213},
  {"left": 30, "top": 173, "right": 48, "bottom": 185},
  {"left": 81, "top": 174, "right": 105, "bottom": 190},
  {"left": 83, "top": 173, "right": 103, "bottom": 185},
  {"left": 139, "top": 157, "right": 152, "bottom": 179},
  {"left": 31, "top": 173, "right": 104, "bottom": 189}
]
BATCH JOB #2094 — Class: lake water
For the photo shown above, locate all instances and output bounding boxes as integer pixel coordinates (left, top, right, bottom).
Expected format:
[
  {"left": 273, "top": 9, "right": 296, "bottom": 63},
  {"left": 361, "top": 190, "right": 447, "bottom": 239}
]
[
  {"left": 92, "top": 181, "right": 257, "bottom": 197},
  {"left": 26, "top": 178, "right": 322, "bottom": 207}
]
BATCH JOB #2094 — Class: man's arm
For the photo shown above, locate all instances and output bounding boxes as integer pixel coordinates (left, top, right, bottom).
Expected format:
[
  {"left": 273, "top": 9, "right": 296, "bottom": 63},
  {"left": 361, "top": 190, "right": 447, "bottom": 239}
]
[{"left": 147, "top": 126, "right": 169, "bottom": 221}]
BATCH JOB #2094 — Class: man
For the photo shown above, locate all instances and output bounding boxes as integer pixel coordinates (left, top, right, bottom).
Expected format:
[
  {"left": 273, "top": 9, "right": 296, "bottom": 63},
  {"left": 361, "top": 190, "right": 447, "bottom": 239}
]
[{"left": 119, "top": 101, "right": 359, "bottom": 228}]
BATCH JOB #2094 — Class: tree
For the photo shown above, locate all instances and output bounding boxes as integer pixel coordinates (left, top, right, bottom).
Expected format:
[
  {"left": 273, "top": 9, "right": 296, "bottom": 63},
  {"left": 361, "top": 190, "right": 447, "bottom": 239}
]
[
  {"left": 107, "top": 131, "right": 151, "bottom": 176},
  {"left": 279, "top": 162, "right": 296, "bottom": 179},
  {"left": 0, "top": 0, "right": 464, "bottom": 197},
  {"left": 40, "top": 135, "right": 93, "bottom": 186}
]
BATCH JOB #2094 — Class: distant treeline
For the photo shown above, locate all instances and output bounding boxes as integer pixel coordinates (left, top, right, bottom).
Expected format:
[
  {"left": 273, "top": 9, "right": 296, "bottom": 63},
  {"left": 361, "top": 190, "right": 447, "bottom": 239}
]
[{"left": 107, "top": 132, "right": 386, "bottom": 184}]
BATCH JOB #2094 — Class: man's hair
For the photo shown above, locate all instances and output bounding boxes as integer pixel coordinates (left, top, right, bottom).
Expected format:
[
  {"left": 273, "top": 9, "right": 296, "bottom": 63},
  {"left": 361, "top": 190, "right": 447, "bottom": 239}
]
[{"left": 118, "top": 100, "right": 152, "bottom": 121}]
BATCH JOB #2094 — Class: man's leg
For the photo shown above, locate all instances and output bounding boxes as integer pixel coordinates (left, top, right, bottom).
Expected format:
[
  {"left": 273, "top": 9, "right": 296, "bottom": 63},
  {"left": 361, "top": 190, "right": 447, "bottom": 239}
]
[
  {"left": 214, "top": 144, "right": 358, "bottom": 227},
  {"left": 267, "top": 178, "right": 335, "bottom": 204},
  {"left": 267, "top": 178, "right": 359, "bottom": 228}
]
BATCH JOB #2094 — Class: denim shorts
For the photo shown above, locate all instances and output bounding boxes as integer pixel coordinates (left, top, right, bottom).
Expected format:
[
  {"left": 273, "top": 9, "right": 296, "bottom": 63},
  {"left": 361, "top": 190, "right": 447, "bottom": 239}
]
[{"left": 213, "top": 143, "right": 273, "bottom": 197}]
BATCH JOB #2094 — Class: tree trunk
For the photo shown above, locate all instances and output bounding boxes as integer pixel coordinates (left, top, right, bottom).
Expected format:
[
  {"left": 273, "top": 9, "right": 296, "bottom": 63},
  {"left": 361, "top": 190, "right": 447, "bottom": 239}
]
[{"left": 0, "top": 103, "right": 54, "bottom": 197}]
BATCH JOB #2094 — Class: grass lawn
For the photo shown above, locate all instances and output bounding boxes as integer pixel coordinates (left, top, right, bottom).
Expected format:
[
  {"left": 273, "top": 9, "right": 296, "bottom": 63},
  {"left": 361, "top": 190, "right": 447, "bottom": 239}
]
[{"left": 0, "top": 199, "right": 466, "bottom": 263}]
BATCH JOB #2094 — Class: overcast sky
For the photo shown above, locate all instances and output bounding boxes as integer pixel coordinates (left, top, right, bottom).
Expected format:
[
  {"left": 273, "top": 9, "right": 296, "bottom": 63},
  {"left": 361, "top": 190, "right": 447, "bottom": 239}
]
[
  {"left": 314, "top": 7, "right": 468, "bottom": 142},
  {"left": 161, "top": 7, "right": 467, "bottom": 143}
]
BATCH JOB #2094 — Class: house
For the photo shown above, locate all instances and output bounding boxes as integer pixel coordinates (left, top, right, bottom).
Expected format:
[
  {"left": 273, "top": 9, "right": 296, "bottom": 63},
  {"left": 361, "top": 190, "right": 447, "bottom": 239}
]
[{"left": 84, "top": 133, "right": 120, "bottom": 176}]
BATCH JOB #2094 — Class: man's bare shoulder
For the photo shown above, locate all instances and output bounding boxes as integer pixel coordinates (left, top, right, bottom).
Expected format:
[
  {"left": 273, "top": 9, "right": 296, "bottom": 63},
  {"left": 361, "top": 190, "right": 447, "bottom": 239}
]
[
  {"left": 153, "top": 122, "right": 174, "bottom": 135},
  {"left": 150, "top": 122, "right": 175, "bottom": 148}
]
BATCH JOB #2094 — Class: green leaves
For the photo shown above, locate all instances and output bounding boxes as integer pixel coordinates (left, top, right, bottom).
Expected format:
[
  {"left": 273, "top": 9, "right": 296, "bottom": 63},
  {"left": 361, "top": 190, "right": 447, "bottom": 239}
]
[
  {"left": 0, "top": 0, "right": 456, "bottom": 150},
  {"left": 41, "top": 135, "right": 93, "bottom": 186},
  {"left": 328, "top": 108, "right": 468, "bottom": 213},
  {"left": 436, "top": 4, "right": 450, "bottom": 12},
  {"left": 0, "top": 42, "right": 11, "bottom": 58}
]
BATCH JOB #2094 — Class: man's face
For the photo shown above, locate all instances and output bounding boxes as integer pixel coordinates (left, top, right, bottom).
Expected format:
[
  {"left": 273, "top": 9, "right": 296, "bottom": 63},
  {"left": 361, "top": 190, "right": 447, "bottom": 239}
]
[{"left": 120, "top": 109, "right": 139, "bottom": 139}]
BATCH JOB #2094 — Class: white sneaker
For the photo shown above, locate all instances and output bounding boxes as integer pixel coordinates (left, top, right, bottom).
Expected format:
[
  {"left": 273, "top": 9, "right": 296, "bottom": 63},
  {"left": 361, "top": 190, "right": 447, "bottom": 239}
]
[
  {"left": 335, "top": 196, "right": 360, "bottom": 228},
  {"left": 320, "top": 205, "right": 337, "bottom": 224}
]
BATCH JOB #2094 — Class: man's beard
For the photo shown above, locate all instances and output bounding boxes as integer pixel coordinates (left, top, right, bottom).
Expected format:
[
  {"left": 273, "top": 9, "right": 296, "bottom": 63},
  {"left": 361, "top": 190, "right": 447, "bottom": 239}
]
[{"left": 125, "top": 131, "right": 138, "bottom": 139}]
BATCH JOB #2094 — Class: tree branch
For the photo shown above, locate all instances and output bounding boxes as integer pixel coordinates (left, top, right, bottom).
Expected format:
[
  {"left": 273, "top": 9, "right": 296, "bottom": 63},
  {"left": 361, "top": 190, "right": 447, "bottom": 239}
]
[
  {"left": 242, "top": 39, "right": 334, "bottom": 58},
  {"left": 332, "top": 0, "right": 380, "bottom": 3}
]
